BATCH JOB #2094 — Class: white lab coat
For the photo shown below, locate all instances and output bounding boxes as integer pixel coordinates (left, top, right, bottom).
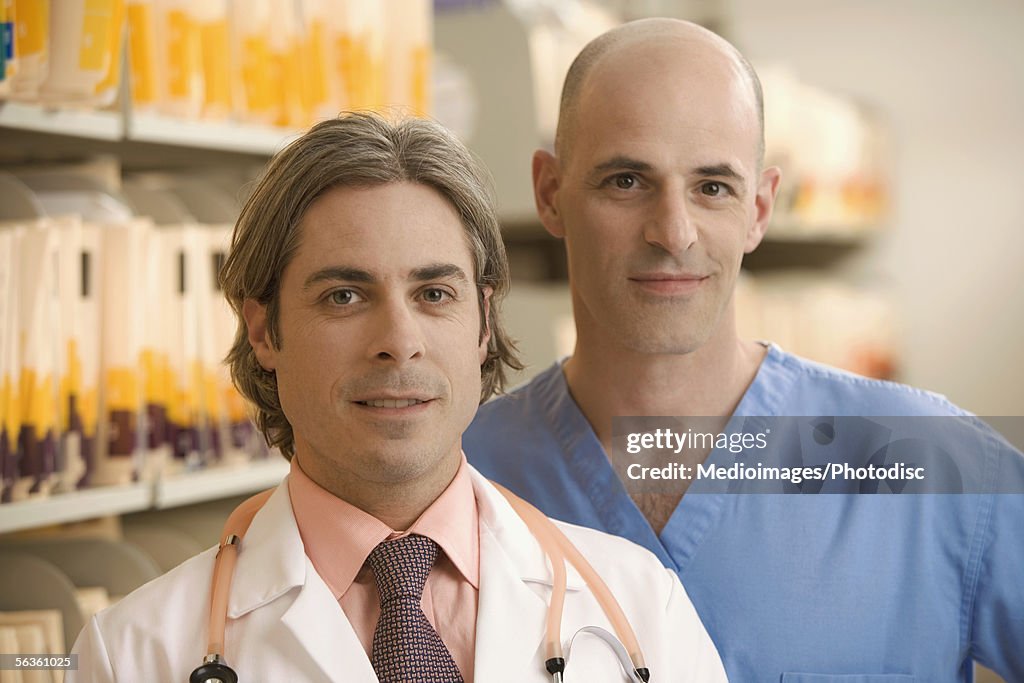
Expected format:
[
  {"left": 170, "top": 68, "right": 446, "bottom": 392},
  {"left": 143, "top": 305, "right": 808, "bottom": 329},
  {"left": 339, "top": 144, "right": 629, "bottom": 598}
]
[{"left": 68, "top": 467, "right": 726, "bottom": 682}]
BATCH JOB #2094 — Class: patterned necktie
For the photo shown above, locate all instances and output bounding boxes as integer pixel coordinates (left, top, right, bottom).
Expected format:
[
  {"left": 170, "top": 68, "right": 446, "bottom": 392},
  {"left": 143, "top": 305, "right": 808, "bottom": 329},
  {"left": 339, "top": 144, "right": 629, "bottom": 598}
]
[{"left": 367, "top": 534, "right": 465, "bottom": 683}]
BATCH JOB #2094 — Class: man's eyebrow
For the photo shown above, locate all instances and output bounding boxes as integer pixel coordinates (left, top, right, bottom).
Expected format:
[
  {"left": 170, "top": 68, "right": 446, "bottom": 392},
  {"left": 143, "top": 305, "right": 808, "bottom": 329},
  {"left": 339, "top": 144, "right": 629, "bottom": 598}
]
[
  {"left": 410, "top": 263, "right": 470, "bottom": 284},
  {"left": 303, "top": 266, "right": 375, "bottom": 290},
  {"left": 694, "top": 164, "right": 746, "bottom": 184},
  {"left": 590, "top": 155, "right": 654, "bottom": 175}
]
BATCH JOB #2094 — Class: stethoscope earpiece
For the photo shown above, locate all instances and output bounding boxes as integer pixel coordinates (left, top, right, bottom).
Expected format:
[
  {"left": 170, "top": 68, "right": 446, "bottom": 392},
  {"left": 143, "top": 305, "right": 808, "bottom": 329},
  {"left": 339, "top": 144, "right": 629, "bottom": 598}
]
[{"left": 190, "top": 656, "right": 238, "bottom": 683}]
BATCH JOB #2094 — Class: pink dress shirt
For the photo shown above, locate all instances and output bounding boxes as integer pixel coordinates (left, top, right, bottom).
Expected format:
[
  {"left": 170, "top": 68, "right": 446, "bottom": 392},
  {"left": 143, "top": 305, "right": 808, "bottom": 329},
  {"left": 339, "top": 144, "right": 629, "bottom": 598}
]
[{"left": 287, "top": 455, "right": 480, "bottom": 682}]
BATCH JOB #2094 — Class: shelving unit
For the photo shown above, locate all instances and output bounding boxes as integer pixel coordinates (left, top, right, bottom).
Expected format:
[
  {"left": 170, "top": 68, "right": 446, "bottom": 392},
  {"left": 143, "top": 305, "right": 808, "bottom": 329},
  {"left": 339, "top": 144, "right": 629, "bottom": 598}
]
[
  {"left": 1, "top": 103, "right": 294, "bottom": 538},
  {"left": 0, "top": 9, "right": 440, "bottom": 663}
]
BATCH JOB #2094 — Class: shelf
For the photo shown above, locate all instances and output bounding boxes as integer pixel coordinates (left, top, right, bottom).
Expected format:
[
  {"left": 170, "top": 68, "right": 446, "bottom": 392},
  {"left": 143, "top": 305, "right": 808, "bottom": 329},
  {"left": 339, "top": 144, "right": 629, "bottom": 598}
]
[
  {"left": 0, "top": 483, "right": 151, "bottom": 534},
  {"left": 154, "top": 458, "right": 289, "bottom": 508},
  {"left": 0, "top": 459, "right": 290, "bottom": 535},
  {"left": 0, "top": 103, "right": 300, "bottom": 158},
  {"left": 0, "top": 102, "right": 122, "bottom": 141},
  {"left": 127, "top": 113, "right": 298, "bottom": 155},
  {"left": 764, "top": 226, "right": 877, "bottom": 245}
]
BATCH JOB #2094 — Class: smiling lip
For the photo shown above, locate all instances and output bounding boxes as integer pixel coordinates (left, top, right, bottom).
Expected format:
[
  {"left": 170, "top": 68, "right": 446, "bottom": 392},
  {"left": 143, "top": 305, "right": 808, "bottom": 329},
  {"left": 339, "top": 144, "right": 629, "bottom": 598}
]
[
  {"left": 352, "top": 397, "right": 437, "bottom": 415},
  {"left": 629, "top": 273, "right": 708, "bottom": 295}
]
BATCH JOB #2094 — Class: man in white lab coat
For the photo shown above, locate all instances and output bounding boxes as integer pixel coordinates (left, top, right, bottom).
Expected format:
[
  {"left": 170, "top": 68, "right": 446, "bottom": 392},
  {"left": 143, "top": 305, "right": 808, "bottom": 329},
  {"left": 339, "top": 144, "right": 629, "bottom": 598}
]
[{"left": 67, "top": 112, "right": 726, "bottom": 682}]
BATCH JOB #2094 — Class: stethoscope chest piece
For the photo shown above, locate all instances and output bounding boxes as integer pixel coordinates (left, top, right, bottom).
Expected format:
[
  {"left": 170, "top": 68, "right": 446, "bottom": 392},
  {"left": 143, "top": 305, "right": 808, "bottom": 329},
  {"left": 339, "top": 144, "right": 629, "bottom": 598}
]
[{"left": 190, "top": 654, "right": 238, "bottom": 683}]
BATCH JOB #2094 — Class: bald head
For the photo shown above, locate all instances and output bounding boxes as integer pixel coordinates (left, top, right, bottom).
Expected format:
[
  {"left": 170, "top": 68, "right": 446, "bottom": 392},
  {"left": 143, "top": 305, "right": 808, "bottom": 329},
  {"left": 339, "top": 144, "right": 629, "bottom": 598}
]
[{"left": 555, "top": 18, "right": 764, "bottom": 166}]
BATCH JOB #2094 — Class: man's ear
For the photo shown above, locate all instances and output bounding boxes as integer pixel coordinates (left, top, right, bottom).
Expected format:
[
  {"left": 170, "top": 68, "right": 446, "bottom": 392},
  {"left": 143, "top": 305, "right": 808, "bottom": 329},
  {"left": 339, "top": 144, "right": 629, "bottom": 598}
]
[
  {"left": 745, "top": 165, "right": 782, "bottom": 253},
  {"left": 478, "top": 286, "right": 493, "bottom": 365},
  {"left": 242, "top": 298, "right": 277, "bottom": 371},
  {"left": 533, "top": 149, "right": 565, "bottom": 239}
]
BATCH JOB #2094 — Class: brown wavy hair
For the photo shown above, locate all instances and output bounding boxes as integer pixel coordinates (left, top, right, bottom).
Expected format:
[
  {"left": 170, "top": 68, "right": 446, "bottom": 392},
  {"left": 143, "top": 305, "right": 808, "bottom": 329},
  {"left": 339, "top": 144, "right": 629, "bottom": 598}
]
[{"left": 220, "top": 112, "right": 521, "bottom": 459}]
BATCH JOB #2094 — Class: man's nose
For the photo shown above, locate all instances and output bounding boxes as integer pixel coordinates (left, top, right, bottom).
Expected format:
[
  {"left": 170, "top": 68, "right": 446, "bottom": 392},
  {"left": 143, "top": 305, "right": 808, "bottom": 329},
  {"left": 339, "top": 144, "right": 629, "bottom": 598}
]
[
  {"left": 642, "top": 188, "right": 698, "bottom": 254},
  {"left": 369, "top": 299, "right": 426, "bottom": 363}
]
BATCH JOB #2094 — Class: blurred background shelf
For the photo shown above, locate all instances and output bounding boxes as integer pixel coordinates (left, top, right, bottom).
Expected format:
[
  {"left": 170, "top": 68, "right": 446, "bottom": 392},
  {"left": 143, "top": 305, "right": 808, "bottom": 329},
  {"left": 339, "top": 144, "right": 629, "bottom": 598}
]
[
  {"left": 0, "top": 483, "right": 150, "bottom": 534},
  {"left": 0, "top": 460, "right": 289, "bottom": 534},
  {"left": 0, "top": 102, "right": 122, "bottom": 141},
  {"left": 154, "top": 459, "right": 289, "bottom": 509},
  {"left": 762, "top": 224, "right": 877, "bottom": 244},
  {"left": 126, "top": 113, "right": 297, "bottom": 156},
  {"left": 0, "top": 105, "right": 295, "bottom": 163},
  {"left": 743, "top": 228, "right": 875, "bottom": 271}
]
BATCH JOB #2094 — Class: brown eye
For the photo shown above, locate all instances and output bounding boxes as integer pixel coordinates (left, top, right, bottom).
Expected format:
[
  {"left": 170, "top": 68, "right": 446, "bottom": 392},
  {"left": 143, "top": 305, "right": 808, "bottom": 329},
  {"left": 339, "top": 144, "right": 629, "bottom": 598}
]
[
  {"left": 421, "top": 288, "right": 451, "bottom": 304},
  {"left": 615, "top": 175, "right": 636, "bottom": 190},
  {"left": 329, "top": 289, "right": 359, "bottom": 305},
  {"left": 702, "top": 182, "right": 729, "bottom": 196}
]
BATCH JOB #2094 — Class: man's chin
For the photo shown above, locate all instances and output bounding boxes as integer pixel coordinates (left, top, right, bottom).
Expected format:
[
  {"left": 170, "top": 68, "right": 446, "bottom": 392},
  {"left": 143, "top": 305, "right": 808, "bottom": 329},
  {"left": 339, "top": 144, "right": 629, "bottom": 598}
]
[
  {"left": 596, "top": 298, "right": 721, "bottom": 354},
  {"left": 603, "top": 317, "right": 713, "bottom": 355},
  {"left": 356, "top": 446, "right": 459, "bottom": 485}
]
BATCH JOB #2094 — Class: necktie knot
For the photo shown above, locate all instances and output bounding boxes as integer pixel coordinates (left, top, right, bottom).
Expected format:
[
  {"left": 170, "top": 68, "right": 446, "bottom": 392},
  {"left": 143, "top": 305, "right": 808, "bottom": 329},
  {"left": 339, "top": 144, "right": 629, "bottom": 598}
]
[{"left": 367, "top": 534, "right": 438, "bottom": 603}]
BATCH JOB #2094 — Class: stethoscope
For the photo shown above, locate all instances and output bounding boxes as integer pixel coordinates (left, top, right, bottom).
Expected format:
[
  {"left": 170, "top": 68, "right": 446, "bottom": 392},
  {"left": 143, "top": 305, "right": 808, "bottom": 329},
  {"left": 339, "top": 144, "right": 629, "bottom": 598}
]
[{"left": 190, "top": 481, "right": 652, "bottom": 683}]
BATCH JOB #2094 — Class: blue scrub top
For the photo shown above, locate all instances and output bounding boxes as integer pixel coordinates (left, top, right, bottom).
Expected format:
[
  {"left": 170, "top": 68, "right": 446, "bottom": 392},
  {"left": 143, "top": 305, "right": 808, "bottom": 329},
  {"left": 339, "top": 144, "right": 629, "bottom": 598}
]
[{"left": 464, "top": 345, "right": 1024, "bottom": 682}]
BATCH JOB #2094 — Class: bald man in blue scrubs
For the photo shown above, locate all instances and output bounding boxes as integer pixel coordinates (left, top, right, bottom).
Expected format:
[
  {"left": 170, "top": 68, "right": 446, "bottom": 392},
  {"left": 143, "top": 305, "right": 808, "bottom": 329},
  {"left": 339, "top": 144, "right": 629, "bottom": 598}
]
[{"left": 464, "top": 18, "right": 1024, "bottom": 682}]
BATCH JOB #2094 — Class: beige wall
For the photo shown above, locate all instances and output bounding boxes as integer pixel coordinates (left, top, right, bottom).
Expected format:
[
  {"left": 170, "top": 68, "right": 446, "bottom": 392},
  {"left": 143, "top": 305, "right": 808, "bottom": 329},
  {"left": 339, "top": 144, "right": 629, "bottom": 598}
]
[{"left": 730, "top": 0, "right": 1024, "bottom": 415}]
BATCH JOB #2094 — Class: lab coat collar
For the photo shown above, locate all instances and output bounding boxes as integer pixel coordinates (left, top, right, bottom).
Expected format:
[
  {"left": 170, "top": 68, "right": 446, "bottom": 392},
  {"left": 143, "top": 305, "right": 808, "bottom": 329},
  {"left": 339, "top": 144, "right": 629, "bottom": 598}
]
[
  {"left": 469, "top": 466, "right": 587, "bottom": 591},
  {"left": 227, "top": 481, "right": 305, "bottom": 618},
  {"left": 227, "top": 467, "right": 588, "bottom": 614}
]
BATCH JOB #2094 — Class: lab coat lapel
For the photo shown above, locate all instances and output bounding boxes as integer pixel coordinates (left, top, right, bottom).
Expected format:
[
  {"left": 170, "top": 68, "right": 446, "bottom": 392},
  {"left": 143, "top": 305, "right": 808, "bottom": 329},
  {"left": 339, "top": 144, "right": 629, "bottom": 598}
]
[
  {"left": 469, "top": 467, "right": 585, "bottom": 681},
  {"left": 279, "top": 562, "right": 378, "bottom": 681},
  {"left": 228, "top": 479, "right": 379, "bottom": 681}
]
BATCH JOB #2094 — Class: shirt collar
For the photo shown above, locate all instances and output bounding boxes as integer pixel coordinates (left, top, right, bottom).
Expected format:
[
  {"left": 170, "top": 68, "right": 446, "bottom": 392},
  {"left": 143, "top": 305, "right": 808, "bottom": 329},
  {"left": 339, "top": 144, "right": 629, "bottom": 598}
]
[{"left": 288, "top": 453, "right": 480, "bottom": 600}]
